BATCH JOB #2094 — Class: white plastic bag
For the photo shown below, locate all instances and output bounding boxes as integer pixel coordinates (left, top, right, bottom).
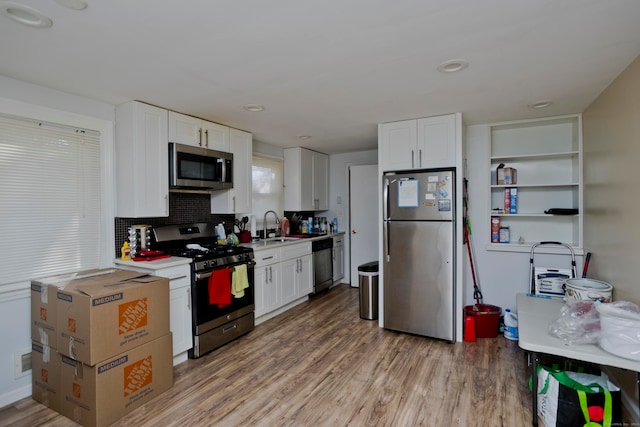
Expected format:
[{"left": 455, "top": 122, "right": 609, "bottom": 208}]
[
  {"left": 548, "top": 299, "right": 601, "bottom": 345},
  {"left": 596, "top": 301, "right": 640, "bottom": 360}
]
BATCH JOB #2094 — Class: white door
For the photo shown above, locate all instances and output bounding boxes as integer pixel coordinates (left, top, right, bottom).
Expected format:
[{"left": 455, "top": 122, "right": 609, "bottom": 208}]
[{"left": 349, "top": 164, "right": 379, "bottom": 287}]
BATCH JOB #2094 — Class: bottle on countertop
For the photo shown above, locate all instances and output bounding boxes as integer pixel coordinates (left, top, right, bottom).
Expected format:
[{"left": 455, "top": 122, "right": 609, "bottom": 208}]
[
  {"left": 280, "top": 217, "right": 290, "bottom": 236},
  {"left": 332, "top": 218, "right": 338, "bottom": 233},
  {"left": 121, "top": 241, "right": 131, "bottom": 261}
]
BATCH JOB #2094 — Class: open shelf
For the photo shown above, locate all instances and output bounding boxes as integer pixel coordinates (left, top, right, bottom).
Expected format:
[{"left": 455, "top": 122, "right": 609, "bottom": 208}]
[{"left": 488, "top": 115, "right": 583, "bottom": 250}]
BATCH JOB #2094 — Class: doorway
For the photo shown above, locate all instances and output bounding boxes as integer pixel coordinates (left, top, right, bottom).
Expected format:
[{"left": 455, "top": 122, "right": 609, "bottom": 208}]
[{"left": 349, "top": 164, "right": 379, "bottom": 287}]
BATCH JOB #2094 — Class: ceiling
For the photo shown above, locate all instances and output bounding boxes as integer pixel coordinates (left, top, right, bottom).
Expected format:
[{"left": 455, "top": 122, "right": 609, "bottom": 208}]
[{"left": 1, "top": 0, "right": 640, "bottom": 154}]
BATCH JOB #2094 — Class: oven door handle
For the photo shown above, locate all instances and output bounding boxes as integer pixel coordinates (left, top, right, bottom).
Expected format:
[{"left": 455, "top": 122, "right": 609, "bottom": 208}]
[{"left": 194, "top": 261, "right": 255, "bottom": 281}]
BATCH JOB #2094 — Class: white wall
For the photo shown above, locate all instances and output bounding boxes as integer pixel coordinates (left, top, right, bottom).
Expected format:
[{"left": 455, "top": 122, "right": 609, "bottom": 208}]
[
  {"left": 582, "top": 54, "right": 640, "bottom": 421},
  {"left": 0, "top": 75, "right": 115, "bottom": 407},
  {"left": 325, "top": 149, "right": 378, "bottom": 284}
]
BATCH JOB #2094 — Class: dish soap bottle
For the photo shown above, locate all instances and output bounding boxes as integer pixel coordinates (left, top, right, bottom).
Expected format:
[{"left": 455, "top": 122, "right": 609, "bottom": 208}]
[{"left": 121, "top": 241, "right": 132, "bottom": 261}]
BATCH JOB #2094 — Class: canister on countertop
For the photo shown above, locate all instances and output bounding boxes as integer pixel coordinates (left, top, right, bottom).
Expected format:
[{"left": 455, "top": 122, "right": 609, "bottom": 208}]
[{"left": 250, "top": 215, "right": 257, "bottom": 238}]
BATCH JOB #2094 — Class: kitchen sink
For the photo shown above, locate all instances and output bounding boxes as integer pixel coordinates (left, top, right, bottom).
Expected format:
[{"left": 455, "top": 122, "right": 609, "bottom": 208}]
[
  {"left": 248, "top": 237, "right": 301, "bottom": 248},
  {"left": 264, "top": 237, "right": 300, "bottom": 243}
]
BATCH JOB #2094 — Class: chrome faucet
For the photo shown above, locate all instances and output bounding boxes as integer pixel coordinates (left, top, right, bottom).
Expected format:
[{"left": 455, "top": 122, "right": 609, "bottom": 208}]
[{"left": 263, "top": 210, "right": 280, "bottom": 239}]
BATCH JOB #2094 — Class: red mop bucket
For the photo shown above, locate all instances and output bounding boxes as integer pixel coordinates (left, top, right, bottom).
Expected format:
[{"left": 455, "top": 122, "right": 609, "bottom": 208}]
[{"left": 463, "top": 304, "right": 501, "bottom": 338}]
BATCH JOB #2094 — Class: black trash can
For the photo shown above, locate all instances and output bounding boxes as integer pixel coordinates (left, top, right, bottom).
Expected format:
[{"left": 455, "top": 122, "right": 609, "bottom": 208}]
[{"left": 358, "top": 261, "right": 379, "bottom": 320}]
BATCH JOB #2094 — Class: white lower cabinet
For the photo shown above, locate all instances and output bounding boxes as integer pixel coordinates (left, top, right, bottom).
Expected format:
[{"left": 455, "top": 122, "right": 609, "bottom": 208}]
[
  {"left": 254, "top": 248, "right": 281, "bottom": 318},
  {"left": 169, "top": 285, "right": 191, "bottom": 360},
  {"left": 112, "top": 259, "right": 192, "bottom": 365},
  {"left": 281, "top": 254, "right": 312, "bottom": 304},
  {"left": 253, "top": 241, "right": 312, "bottom": 321},
  {"left": 332, "top": 234, "right": 345, "bottom": 283}
]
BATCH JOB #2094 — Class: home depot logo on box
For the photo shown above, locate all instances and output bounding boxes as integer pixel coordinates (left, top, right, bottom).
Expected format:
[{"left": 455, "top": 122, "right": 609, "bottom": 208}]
[
  {"left": 123, "top": 356, "right": 153, "bottom": 396},
  {"left": 118, "top": 298, "right": 148, "bottom": 334}
]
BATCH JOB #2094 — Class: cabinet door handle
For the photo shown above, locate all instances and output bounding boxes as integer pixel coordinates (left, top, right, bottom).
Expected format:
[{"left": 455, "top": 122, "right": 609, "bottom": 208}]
[
  {"left": 187, "top": 287, "right": 191, "bottom": 310},
  {"left": 164, "top": 195, "right": 169, "bottom": 216},
  {"left": 232, "top": 196, "right": 236, "bottom": 213},
  {"left": 419, "top": 149, "right": 422, "bottom": 167},
  {"left": 411, "top": 150, "right": 415, "bottom": 168},
  {"left": 198, "top": 128, "right": 203, "bottom": 146},
  {"left": 269, "top": 266, "right": 272, "bottom": 283},
  {"left": 205, "top": 129, "right": 209, "bottom": 147}
]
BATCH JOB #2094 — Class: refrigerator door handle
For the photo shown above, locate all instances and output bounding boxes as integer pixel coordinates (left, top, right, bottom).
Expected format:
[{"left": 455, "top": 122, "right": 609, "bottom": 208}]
[{"left": 383, "top": 177, "right": 391, "bottom": 262}]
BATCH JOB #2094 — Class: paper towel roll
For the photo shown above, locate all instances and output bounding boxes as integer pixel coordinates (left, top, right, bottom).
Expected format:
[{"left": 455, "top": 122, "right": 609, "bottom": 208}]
[{"left": 250, "top": 215, "right": 257, "bottom": 237}]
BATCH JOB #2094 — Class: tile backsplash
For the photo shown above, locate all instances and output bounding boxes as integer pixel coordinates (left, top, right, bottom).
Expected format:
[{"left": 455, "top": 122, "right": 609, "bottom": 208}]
[{"left": 114, "top": 192, "right": 234, "bottom": 257}]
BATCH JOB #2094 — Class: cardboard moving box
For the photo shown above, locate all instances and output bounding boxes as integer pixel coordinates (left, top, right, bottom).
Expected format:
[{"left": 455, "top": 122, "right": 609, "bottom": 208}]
[
  {"left": 31, "top": 341, "right": 61, "bottom": 413},
  {"left": 56, "top": 269, "right": 169, "bottom": 365},
  {"left": 31, "top": 273, "right": 82, "bottom": 348},
  {"left": 59, "top": 333, "right": 174, "bottom": 427}
]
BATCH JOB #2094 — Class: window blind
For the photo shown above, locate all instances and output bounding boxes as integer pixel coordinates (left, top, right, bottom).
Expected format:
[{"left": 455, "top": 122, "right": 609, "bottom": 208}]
[{"left": 0, "top": 113, "right": 101, "bottom": 288}]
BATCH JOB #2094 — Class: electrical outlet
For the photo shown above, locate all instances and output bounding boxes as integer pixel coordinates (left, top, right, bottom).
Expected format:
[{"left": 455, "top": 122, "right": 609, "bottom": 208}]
[{"left": 14, "top": 348, "right": 31, "bottom": 379}]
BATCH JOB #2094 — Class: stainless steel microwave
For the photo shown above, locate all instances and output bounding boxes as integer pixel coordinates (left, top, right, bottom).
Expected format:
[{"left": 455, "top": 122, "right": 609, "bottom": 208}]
[{"left": 169, "top": 142, "right": 233, "bottom": 190}]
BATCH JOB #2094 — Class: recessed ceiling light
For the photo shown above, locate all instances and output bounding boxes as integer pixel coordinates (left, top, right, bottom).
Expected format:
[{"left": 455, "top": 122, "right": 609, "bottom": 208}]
[
  {"left": 54, "top": 0, "right": 88, "bottom": 11},
  {"left": 437, "top": 59, "right": 469, "bottom": 74},
  {"left": 243, "top": 104, "right": 265, "bottom": 112},
  {"left": 0, "top": 2, "right": 53, "bottom": 28},
  {"left": 298, "top": 135, "right": 311, "bottom": 140},
  {"left": 529, "top": 100, "right": 554, "bottom": 109}
]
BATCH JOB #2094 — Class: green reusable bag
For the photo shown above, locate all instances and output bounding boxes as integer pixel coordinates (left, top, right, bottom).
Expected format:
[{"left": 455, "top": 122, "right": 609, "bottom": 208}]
[{"left": 532, "top": 365, "right": 622, "bottom": 427}]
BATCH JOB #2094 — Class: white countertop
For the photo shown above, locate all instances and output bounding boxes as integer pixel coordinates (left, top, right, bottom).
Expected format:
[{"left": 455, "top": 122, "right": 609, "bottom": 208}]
[
  {"left": 517, "top": 293, "right": 640, "bottom": 372},
  {"left": 241, "top": 232, "right": 343, "bottom": 251},
  {"left": 113, "top": 256, "right": 192, "bottom": 270}
]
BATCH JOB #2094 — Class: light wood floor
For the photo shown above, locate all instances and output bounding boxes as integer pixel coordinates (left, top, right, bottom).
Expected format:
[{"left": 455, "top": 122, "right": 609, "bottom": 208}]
[{"left": 2, "top": 284, "right": 535, "bottom": 427}]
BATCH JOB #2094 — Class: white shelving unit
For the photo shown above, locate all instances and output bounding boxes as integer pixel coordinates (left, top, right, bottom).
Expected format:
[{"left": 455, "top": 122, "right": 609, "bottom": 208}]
[{"left": 488, "top": 115, "right": 583, "bottom": 254}]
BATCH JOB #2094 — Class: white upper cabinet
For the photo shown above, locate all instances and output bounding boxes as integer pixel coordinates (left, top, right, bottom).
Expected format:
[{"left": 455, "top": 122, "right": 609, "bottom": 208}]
[
  {"left": 211, "top": 128, "right": 253, "bottom": 214},
  {"left": 379, "top": 113, "right": 458, "bottom": 172},
  {"left": 115, "top": 101, "right": 169, "bottom": 217},
  {"left": 169, "top": 111, "right": 230, "bottom": 152},
  {"left": 284, "top": 147, "right": 329, "bottom": 211}
]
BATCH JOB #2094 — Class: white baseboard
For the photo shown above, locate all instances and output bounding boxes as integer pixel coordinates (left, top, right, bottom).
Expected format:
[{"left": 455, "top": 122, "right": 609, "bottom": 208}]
[{"left": 0, "top": 383, "right": 31, "bottom": 409}]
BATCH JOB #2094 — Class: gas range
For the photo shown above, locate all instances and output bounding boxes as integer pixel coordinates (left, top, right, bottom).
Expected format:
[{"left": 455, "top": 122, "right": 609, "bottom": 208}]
[
  {"left": 153, "top": 222, "right": 256, "bottom": 358},
  {"left": 164, "top": 243, "right": 253, "bottom": 271},
  {"left": 153, "top": 222, "right": 254, "bottom": 271}
]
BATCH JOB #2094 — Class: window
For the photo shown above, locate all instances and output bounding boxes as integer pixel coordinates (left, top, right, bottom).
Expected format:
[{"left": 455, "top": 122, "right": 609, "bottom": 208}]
[
  {"left": 252, "top": 154, "right": 283, "bottom": 227},
  {"left": 0, "top": 113, "right": 102, "bottom": 291}
]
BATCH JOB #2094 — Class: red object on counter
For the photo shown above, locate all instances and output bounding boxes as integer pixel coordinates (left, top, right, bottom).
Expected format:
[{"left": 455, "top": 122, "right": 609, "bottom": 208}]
[
  {"left": 208, "top": 268, "right": 231, "bottom": 307},
  {"left": 132, "top": 254, "right": 171, "bottom": 262},
  {"left": 238, "top": 230, "right": 251, "bottom": 243},
  {"left": 132, "top": 250, "right": 171, "bottom": 262}
]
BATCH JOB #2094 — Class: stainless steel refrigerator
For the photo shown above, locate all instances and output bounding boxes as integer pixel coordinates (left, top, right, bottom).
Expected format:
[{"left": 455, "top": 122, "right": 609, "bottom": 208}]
[{"left": 382, "top": 168, "right": 455, "bottom": 341}]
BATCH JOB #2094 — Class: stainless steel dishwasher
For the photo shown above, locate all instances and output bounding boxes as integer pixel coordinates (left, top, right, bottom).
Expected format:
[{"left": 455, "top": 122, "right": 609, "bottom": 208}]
[{"left": 312, "top": 238, "right": 333, "bottom": 294}]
